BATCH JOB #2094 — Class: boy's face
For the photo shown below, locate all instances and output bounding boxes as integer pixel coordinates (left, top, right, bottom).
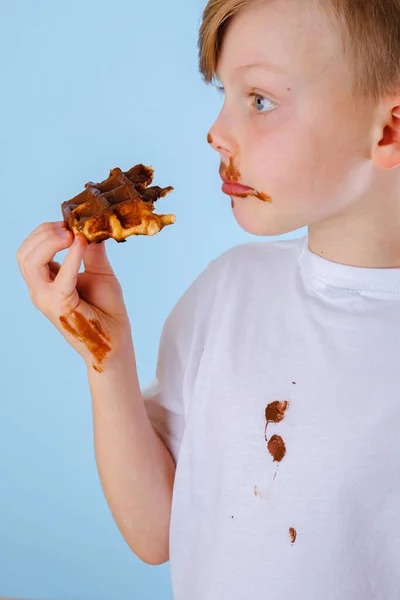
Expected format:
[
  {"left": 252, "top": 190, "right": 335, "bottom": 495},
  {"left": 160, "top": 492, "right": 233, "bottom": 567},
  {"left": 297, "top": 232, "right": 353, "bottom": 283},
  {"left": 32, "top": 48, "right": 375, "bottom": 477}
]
[{"left": 208, "top": 0, "right": 382, "bottom": 237}]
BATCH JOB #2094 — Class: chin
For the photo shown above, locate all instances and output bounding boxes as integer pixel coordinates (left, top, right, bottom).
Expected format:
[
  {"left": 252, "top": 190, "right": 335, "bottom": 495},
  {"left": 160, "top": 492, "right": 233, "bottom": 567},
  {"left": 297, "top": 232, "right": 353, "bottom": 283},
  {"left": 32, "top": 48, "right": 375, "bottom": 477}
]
[{"left": 231, "top": 196, "right": 307, "bottom": 237}]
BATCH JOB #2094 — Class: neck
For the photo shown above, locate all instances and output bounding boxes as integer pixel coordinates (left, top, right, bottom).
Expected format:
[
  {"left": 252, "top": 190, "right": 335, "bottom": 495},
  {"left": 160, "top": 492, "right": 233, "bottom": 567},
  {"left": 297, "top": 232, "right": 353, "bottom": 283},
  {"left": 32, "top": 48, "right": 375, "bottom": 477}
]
[{"left": 308, "top": 180, "right": 400, "bottom": 269}]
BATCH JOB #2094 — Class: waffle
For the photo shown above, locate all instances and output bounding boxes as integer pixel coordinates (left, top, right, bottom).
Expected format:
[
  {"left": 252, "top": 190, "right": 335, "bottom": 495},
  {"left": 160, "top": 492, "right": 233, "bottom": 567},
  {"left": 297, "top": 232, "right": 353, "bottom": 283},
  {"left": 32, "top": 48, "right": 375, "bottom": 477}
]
[{"left": 61, "top": 164, "right": 175, "bottom": 243}]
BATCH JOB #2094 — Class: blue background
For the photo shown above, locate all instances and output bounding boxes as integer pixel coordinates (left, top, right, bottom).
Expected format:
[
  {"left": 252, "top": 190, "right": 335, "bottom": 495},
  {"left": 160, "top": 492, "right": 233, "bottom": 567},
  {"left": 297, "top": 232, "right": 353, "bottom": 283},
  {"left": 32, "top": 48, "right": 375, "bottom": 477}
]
[{"left": 1, "top": 1, "right": 304, "bottom": 598}]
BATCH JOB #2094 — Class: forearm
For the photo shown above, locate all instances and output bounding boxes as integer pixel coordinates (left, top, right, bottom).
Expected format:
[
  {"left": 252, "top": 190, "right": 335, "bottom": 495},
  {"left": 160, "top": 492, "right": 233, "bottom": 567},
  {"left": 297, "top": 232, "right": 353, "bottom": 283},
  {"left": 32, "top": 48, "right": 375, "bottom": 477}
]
[{"left": 87, "top": 342, "right": 175, "bottom": 565}]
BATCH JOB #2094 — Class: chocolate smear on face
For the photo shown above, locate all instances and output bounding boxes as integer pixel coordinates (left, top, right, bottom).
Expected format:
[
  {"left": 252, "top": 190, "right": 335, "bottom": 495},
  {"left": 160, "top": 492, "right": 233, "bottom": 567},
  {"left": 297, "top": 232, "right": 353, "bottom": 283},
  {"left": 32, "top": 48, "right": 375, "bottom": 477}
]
[
  {"left": 289, "top": 527, "right": 297, "bottom": 545},
  {"left": 226, "top": 156, "right": 241, "bottom": 182},
  {"left": 268, "top": 434, "right": 286, "bottom": 463},
  {"left": 207, "top": 133, "right": 213, "bottom": 144},
  {"left": 221, "top": 157, "right": 272, "bottom": 202},
  {"left": 264, "top": 400, "right": 289, "bottom": 441},
  {"left": 234, "top": 189, "right": 272, "bottom": 202},
  {"left": 59, "top": 310, "right": 112, "bottom": 373}
]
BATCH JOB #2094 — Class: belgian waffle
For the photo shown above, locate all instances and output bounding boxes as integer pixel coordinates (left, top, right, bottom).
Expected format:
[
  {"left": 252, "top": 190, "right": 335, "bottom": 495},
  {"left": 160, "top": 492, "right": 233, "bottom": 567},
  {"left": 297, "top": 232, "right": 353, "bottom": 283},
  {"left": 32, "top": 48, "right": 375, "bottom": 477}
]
[{"left": 61, "top": 164, "right": 175, "bottom": 243}]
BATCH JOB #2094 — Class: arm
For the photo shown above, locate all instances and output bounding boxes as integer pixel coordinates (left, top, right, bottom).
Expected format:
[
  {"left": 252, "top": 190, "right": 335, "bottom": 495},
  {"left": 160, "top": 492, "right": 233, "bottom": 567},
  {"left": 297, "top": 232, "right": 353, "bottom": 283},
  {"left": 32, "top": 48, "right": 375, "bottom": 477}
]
[
  {"left": 88, "top": 340, "right": 176, "bottom": 565},
  {"left": 16, "top": 222, "right": 175, "bottom": 566}
]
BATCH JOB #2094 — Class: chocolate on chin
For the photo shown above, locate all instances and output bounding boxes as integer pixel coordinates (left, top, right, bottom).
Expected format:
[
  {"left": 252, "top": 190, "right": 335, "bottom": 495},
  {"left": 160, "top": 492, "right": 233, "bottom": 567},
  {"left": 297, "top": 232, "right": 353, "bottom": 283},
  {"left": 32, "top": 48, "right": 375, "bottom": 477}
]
[{"left": 61, "top": 164, "right": 175, "bottom": 244}]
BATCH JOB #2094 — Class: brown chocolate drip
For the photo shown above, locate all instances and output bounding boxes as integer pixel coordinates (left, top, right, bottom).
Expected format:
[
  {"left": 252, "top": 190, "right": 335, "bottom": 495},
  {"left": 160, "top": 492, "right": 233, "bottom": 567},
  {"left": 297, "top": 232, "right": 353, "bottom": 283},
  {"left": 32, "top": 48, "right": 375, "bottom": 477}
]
[
  {"left": 265, "top": 400, "right": 289, "bottom": 424},
  {"left": 59, "top": 310, "right": 112, "bottom": 373},
  {"left": 220, "top": 157, "right": 272, "bottom": 202},
  {"left": 227, "top": 156, "right": 241, "bottom": 182},
  {"left": 59, "top": 316, "right": 77, "bottom": 338},
  {"left": 89, "top": 318, "right": 111, "bottom": 342},
  {"left": 235, "top": 189, "right": 272, "bottom": 202},
  {"left": 264, "top": 400, "right": 289, "bottom": 441},
  {"left": 251, "top": 190, "right": 272, "bottom": 202},
  {"left": 289, "top": 527, "right": 297, "bottom": 545},
  {"left": 231, "top": 198, "right": 235, "bottom": 209},
  {"left": 268, "top": 434, "right": 286, "bottom": 463},
  {"left": 207, "top": 133, "right": 213, "bottom": 144}
]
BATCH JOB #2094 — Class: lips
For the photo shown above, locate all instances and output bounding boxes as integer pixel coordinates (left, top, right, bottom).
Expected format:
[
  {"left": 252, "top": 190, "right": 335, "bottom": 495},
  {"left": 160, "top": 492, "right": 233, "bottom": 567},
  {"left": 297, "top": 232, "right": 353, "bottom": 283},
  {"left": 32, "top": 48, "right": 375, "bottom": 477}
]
[
  {"left": 221, "top": 180, "right": 256, "bottom": 196},
  {"left": 220, "top": 171, "right": 259, "bottom": 196}
]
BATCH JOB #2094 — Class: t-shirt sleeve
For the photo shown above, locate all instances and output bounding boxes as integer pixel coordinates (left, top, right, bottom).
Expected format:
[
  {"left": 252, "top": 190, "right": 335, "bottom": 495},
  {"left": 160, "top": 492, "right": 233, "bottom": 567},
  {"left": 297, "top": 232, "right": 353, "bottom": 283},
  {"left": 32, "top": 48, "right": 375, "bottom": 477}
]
[{"left": 141, "top": 258, "right": 220, "bottom": 466}]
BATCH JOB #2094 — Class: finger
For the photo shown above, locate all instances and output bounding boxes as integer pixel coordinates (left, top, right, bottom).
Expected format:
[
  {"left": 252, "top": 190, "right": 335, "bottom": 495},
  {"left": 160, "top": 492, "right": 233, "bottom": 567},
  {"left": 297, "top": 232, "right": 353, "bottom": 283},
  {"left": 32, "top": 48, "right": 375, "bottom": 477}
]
[
  {"left": 49, "top": 261, "right": 62, "bottom": 281},
  {"left": 83, "top": 240, "right": 115, "bottom": 276},
  {"left": 50, "top": 260, "right": 62, "bottom": 273},
  {"left": 22, "top": 228, "right": 74, "bottom": 290},
  {"left": 16, "top": 221, "right": 68, "bottom": 275},
  {"left": 53, "top": 233, "right": 88, "bottom": 298}
]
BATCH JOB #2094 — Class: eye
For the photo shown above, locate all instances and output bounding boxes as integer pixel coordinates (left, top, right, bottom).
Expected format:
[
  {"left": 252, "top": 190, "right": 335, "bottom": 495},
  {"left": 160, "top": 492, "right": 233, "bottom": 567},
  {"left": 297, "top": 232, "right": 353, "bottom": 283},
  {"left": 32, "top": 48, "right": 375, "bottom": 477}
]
[{"left": 248, "top": 92, "right": 276, "bottom": 115}]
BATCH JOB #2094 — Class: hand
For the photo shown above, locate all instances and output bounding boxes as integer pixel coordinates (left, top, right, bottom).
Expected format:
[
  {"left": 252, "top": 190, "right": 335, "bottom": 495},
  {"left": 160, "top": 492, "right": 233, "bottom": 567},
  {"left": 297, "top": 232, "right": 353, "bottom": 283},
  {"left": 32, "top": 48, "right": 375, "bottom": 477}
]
[{"left": 16, "top": 221, "right": 132, "bottom": 372}]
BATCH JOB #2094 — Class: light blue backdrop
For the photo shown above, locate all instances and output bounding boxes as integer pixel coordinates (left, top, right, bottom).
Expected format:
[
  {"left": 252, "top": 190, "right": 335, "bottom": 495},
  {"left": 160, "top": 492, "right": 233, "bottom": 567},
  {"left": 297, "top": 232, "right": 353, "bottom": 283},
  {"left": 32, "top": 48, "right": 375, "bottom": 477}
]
[{"left": 2, "top": 1, "right": 305, "bottom": 598}]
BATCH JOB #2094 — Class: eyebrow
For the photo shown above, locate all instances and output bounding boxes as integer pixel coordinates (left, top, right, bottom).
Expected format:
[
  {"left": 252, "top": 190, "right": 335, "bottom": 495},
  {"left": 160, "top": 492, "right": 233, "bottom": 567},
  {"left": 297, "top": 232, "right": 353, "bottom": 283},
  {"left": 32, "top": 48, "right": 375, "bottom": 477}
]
[
  {"left": 235, "top": 62, "right": 288, "bottom": 75},
  {"left": 215, "top": 61, "right": 289, "bottom": 83}
]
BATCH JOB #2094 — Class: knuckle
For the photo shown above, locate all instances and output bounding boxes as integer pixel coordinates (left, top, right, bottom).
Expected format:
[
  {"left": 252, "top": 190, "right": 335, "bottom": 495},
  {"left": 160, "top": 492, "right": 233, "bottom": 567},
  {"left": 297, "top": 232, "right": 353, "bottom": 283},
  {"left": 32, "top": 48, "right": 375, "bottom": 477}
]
[
  {"left": 16, "top": 243, "right": 27, "bottom": 262},
  {"left": 41, "top": 221, "right": 54, "bottom": 231}
]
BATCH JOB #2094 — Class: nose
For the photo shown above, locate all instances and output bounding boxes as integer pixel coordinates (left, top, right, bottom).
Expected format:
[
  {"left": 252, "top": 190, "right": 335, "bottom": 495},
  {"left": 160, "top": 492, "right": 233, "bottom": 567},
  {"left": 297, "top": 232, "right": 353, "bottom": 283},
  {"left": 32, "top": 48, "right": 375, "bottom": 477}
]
[
  {"left": 207, "top": 110, "right": 238, "bottom": 159},
  {"left": 207, "top": 133, "right": 231, "bottom": 157}
]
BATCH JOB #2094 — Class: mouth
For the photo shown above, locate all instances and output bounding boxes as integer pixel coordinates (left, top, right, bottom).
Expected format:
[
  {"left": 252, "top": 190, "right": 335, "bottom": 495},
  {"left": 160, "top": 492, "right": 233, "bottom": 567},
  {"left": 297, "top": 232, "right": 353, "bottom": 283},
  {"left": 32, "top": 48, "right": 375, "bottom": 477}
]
[
  {"left": 220, "top": 172, "right": 272, "bottom": 203},
  {"left": 221, "top": 177, "right": 257, "bottom": 197}
]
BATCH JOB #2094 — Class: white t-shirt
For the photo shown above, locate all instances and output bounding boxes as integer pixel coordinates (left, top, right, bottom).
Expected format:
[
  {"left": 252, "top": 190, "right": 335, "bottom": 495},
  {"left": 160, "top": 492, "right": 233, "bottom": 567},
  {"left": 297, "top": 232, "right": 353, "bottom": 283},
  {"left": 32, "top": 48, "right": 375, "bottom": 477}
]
[{"left": 142, "top": 235, "right": 400, "bottom": 600}]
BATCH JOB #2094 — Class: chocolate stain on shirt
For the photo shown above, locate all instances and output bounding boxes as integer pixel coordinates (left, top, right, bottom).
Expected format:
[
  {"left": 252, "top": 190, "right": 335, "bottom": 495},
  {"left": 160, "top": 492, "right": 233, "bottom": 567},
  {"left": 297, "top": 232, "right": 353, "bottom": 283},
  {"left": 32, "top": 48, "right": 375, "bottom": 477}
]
[
  {"left": 268, "top": 434, "right": 287, "bottom": 463},
  {"left": 264, "top": 400, "right": 290, "bottom": 442},
  {"left": 221, "top": 157, "right": 272, "bottom": 202},
  {"left": 254, "top": 485, "right": 260, "bottom": 497},
  {"left": 59, "top": 310, "right": 112, "bottom": 373},
  {"left": 207, "top": 133, "right": 213, "bottom": 144},
  {"left": 289, "top": 527, "right": 297, "bottom": 545}
]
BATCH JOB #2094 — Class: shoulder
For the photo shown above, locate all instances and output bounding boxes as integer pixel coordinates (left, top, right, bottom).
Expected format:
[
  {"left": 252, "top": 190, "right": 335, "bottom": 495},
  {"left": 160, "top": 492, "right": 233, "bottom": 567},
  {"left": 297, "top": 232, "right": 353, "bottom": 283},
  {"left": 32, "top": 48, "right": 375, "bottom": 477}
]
[
  {"left": 167, "top": 236, "right": 306, "bottom": 326},
  {"left": 208, "top": 235, "right": 306, "bottom": 278}
]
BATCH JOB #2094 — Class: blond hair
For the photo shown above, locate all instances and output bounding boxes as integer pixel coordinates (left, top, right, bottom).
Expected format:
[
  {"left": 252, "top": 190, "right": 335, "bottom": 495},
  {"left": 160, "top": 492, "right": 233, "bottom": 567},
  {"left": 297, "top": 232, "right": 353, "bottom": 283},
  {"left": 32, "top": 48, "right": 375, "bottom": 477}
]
[{"left": 198, "top": 0, "right": 400, "bottom": 106}]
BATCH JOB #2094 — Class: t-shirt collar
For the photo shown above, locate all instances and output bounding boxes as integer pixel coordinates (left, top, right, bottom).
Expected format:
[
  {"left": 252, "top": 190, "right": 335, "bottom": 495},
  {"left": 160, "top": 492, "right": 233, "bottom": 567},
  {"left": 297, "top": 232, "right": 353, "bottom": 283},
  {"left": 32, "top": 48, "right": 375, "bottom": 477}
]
[{"left": 299, "top": 235, "right": 400, "bottom": 300}]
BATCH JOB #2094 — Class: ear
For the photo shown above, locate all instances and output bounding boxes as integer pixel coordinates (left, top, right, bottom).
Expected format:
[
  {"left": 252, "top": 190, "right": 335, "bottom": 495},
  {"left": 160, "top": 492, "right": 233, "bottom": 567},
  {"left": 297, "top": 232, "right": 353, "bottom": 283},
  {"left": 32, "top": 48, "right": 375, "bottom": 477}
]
[{"left": 372, "top": 102, "right": 400, "bottom": 170}]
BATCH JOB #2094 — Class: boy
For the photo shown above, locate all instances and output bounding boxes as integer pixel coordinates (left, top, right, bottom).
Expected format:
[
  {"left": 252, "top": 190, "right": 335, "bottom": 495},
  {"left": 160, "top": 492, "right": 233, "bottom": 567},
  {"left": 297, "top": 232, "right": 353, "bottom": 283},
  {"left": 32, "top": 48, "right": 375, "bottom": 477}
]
[{"left": 16, "top": 0, "right": 400, "bottom": 598}]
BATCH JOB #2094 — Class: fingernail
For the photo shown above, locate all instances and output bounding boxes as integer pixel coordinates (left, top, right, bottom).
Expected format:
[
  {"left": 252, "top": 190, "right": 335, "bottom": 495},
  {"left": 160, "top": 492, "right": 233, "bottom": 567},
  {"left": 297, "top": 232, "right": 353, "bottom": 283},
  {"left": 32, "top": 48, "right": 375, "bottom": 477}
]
[
  {"left": 74, "top": 233, "right": 85, "bottom": 245},
  {"left": 56, "top": 228, "right": 70, "bottom": 238}
]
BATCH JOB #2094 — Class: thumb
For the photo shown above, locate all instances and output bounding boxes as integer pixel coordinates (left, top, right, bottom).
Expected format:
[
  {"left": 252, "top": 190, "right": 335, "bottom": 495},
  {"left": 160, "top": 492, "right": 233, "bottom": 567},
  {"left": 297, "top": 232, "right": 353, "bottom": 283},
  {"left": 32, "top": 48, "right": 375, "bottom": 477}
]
[
  {"left": 83, "top": 240, "right": 115, "bottom": 275},
  {"left": 393, "top": 107, "right": 400, "bottom": 119},
  {"left": 54, "top": 233, "right": 87, "bottom": 299}
]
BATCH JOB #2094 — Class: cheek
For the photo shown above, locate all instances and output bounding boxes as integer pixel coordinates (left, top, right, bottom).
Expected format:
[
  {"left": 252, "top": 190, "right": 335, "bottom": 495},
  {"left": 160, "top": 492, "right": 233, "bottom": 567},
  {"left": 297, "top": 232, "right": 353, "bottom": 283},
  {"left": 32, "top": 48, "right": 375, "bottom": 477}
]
[
  {"left": 246, "top": 118, "right": 360, "bottom": 201},
  {"left": 241, "top": 118, "right": 310, "bottom": 180}
]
